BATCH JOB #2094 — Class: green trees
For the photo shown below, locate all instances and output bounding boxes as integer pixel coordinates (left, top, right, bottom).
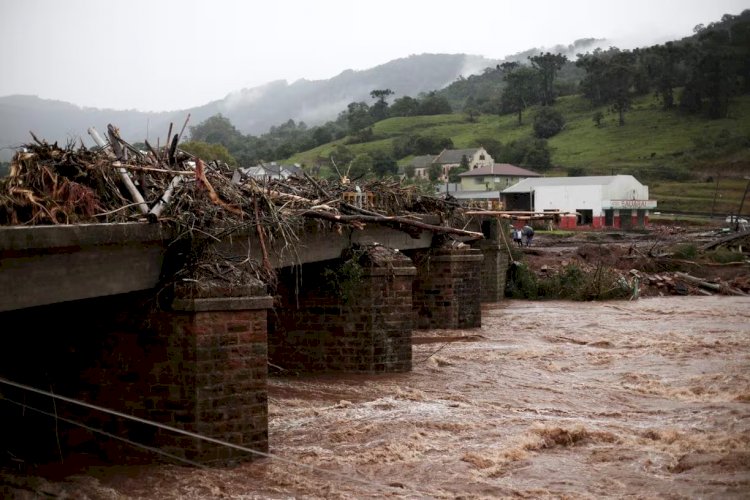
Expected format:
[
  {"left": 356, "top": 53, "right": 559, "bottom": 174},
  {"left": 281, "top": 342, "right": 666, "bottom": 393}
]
[
  {"left": 189, "top": 114, "right": 244, "bottom": 150},
  {"left": 418, "top": 92, "right": 453, "bottom": 115},
  {"left": 389, "top": 96, "right": 420, "bottom": 117},
  {"left": 180, "top": 141, "right": 237, "bottom": 166},
  {"left": 577, "top": 48, "right": 634, "bottom": 125},
  {"left": 529, "top": 52, "right": 568, "bottom": 105},
  {"left": 533, "top": 107, "right": 565, "bottom": 138},
  {"left": 499, "top": 138, "right": 551, "bottom": 171},
  {"left": 502, "top": 67, "right": 541, "bottom": 125},
  {"left": 369, "top": 89, "right": 394, "bottom": 121}
]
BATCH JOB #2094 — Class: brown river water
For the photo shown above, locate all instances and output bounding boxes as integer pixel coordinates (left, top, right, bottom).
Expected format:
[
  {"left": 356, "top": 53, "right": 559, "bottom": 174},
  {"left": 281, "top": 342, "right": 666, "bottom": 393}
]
[{"left": 6, "top": 297, "right": 750, "bottom": 499}]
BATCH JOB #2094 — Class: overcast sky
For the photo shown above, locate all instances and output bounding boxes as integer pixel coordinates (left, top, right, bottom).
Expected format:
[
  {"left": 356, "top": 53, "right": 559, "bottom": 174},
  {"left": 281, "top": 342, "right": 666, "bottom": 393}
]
[{"left": 1, "top": 0, "right": 747, "bottom": 112}]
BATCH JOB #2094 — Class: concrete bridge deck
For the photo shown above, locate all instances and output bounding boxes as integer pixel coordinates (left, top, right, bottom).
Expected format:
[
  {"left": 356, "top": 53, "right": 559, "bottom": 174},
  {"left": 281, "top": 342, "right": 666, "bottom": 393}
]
[{"left": 0, "top": 218, "right": 438, "bottom": 312}]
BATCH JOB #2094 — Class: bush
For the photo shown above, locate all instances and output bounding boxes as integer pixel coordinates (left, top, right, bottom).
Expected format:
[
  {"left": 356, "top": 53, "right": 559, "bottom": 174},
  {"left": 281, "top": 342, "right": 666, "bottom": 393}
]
[
  {"left": 707, "top": 248, "right": 746, "bottom": 263},
  {"left": 533, "top": 107, "right": 565, "bottom": 138},
  {"left": 506, "top": 262, "right": 631, "bottom": 301},
  {"left": 672, "top": 243, "right": 698, "bottom": 259}
]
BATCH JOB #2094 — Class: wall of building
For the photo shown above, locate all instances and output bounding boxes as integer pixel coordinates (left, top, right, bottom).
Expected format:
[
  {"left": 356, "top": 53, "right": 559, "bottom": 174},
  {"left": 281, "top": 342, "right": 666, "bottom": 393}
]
[{"left": 535, "top": 185, "right": 605, "bottom": 218}]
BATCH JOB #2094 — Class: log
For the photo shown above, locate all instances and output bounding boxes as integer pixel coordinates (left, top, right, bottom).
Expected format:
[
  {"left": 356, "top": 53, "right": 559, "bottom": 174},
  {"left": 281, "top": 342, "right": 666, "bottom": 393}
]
[
  {"left": 301, "top": 210, "right": 484, "bottom": 240},
  {"left": 150, "top": 175, "right": 184, "bottom": 217},
  {"left": 88, "top": 127, "right": 149, "bottom": 215},
  {"left": 674, "top": 272, "right": 721, "bottom": 291}
]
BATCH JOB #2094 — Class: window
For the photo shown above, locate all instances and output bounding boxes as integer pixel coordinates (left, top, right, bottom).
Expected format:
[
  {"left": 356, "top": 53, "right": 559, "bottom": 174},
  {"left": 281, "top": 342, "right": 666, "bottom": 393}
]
[{"left": 479, "top": 154, "right": 485, "bottom": 160}]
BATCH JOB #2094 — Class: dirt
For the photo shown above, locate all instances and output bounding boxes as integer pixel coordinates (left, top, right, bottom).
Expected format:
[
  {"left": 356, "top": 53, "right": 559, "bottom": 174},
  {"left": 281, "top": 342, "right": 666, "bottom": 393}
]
[{"left": 515, "top": 221, "right": 750, "bottom": 297}]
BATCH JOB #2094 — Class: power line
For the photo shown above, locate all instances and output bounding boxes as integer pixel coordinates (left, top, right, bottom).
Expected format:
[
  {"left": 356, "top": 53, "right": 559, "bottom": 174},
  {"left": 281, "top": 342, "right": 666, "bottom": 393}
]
[
  {"left": 1, "top": 396, "right": 206, "bottom": 469},
  {"left": 0, "top": 376, "right": 419, "bottom": 496}
]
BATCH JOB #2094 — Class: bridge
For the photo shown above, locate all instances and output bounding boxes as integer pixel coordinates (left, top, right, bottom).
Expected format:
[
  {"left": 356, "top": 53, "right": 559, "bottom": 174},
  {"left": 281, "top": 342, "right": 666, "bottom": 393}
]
[
  {"left": 0, "top": 131, "right": 512, "bottom": 466},
  {"left": 0, "top": 216, "right": 508, "bottom": 466}
]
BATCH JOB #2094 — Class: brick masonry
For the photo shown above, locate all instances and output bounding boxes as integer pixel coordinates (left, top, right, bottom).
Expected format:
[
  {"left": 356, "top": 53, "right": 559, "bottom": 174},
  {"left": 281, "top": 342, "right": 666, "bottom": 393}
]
[
  {"left": 473, "top": 241, "right": 509, "bottom": 303},
  {"left": 408, "top": 246, "right": 483, "bottom": 329},
  {"left": 0, "top": 290, "right": 272, "bottom": 466},
  {"left": 269, "top": 247, "right": 416, "bottom": 373}
]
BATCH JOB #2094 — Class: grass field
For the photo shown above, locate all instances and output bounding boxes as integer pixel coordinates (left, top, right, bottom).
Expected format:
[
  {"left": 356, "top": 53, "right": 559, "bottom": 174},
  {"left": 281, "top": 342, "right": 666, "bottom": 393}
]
[{"left": 288, "top": 93, "right": 750, "bottom": 215}]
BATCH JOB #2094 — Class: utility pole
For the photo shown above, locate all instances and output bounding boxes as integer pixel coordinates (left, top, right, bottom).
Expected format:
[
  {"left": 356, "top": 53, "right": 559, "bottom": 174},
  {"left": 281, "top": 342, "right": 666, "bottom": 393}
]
[{"left": 734, "top": 177, "right": 750, "bottom": 231}]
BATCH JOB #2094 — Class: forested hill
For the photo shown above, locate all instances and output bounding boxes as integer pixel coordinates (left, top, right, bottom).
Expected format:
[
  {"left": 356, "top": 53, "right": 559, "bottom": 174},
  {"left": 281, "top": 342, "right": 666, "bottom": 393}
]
[
  {"left": 179, "top": 9, "right": 750, "bottom": 177},
  {"left": 0, "top": 53, "right": 502, "bottom": 161}
]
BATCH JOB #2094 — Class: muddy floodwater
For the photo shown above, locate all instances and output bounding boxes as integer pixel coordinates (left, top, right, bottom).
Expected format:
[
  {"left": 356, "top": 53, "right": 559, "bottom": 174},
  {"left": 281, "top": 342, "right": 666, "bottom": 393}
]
[{"left": 8, "top": 297, "right": 750, "bottom": 499}]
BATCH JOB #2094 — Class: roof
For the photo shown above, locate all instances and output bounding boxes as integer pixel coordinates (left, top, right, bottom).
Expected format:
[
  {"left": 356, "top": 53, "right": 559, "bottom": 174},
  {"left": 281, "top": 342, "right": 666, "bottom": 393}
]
[
  {"left": 233, "top": 163, "right": 302, "bottom": 182},
  {"left": 450, "top": 190, "right": 502, "bottom": 200},
  {"left": 502, "top": 175, "right": 637, "bottom": 193},
  {"left": 410, "top": 155, "right": 436, "bottom": 169},
  {"left": 459, "top": 163, "right": 541, "bottom": 178},
  {"left": 434, "top": 148, "right": 481, "bottom": 164}
]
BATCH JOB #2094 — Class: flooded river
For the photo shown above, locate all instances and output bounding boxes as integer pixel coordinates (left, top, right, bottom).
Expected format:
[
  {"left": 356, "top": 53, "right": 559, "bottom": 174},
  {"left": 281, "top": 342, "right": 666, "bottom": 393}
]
[{"left": 7, "top": 297, "right": 750, "bottom": 498}]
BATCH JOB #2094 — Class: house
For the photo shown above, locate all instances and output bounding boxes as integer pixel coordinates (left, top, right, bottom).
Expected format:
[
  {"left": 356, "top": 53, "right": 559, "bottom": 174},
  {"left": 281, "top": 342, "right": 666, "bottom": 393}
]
[
  {"left": 409, "top": 155, "right": 437, "bottom": 180},
  {"left": 438, "top": 163, "right": 540, "bottom": 210},
  {"left": 231, "top": 162, "right": 302, "bottom": 183},
  {"left": 501, "top": 175, "right": 657, "bottom": 229},
  {"left": 457, "top": 163, "right": 541, "bottom": 192},
  {"left": 433, "top": 147, "right": 494, "bottom": 180}
]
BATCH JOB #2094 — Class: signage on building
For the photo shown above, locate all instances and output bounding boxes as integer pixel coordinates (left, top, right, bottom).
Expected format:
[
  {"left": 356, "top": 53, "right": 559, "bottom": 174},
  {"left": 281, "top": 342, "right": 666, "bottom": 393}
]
[{"left": 607, "top": 199, "right": 657, "bottom": 209}]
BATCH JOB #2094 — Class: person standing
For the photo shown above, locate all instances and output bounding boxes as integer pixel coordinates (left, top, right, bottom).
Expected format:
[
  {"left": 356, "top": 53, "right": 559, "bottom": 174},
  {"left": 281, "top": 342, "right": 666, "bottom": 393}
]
[{"left": 523, "top": 225, "right": 534, "bottom": 247}]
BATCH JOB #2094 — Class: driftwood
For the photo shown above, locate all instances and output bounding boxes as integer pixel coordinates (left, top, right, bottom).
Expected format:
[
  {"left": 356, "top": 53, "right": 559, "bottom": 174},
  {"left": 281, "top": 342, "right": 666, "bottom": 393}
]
[
  {"left": 674, "top": 271, "right": 749, "bottom": 296},
  {"left": 701, "top": 230, "right": 750, "bottom": 251},
  {"left": 674, "top": 272, "right": 721, "bottom": 291}
]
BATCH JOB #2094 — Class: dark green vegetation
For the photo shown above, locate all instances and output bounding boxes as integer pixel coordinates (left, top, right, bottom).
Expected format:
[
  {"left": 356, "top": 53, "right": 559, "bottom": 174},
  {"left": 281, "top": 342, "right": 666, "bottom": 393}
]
[
  {"left": 506, "top": 261, "right": 633, "bottom": 301},
  {"left": 177, "top": 10, "right": 750, "bottom": 214}
]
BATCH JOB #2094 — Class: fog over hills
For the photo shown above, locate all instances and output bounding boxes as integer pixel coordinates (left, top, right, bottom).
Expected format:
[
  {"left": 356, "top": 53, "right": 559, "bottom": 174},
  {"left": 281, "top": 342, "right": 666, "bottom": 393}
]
[{"left": 0, "top": 40, "right": 605, "bottom": 161}]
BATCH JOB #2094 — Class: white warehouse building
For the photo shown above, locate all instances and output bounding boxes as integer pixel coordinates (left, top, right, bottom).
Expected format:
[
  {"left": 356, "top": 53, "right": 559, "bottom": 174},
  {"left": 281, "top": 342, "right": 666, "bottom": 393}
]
[{"left": 501, "top": 175, "right": 657, "bottom": 229}]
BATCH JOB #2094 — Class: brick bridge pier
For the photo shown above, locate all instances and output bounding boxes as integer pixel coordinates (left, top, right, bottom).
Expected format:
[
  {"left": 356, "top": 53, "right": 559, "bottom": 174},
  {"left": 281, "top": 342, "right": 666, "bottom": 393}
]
[{"left": 0, "top": 219, "right": 508, "bottom": 466}]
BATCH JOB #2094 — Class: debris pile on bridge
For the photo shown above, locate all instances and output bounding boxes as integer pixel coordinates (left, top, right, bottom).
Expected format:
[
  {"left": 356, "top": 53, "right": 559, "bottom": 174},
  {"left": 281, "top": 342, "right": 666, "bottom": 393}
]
[
  {"left": 0, "top": 126, "right": 478, "bottom": 235},
  {"left": 1, "top": 125, "right": 482, "bottom": 287}
]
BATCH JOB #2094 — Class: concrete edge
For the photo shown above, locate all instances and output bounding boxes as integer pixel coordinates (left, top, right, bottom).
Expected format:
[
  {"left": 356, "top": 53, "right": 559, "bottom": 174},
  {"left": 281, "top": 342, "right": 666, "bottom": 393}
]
[
  {"left": 171, "top": 296, "right": 274, "bottom": 312},
  {"left": 428, "top": 254, "right": 485, "bottom": 263},
  {"left": 366, "top": 267, "right": 418, "bottom": 277},
  {"left": 0, "top": 222, "right": 173, "bottom": 251}
]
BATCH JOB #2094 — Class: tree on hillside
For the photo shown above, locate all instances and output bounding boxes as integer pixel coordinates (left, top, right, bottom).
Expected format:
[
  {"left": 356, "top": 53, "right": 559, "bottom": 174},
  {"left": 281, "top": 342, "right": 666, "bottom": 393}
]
[
  {"left": 499, "top": 137, "right": 551, "bottom": 171},
  {"left": 415, "top": 135, "right": 453, "bottom": 155},
  {"left": 349, "top": 153, "right": 373, "bottom": 179},
  {"left": 577, "top": 48, "right": 635, "bottom": 125},
  {"left": 189, "top": 114, "right": 244, "bottom": 150},
  {"left": 680, "top": 29, "right": 743, "bottom": 118},
  {"left": 642, "top": 42, "right": 683, "bottom": 110},
  {"left": 606, "top": 51, "right": 636, "bottom": 125},
  {"left": 463, "top": 96, "right": 480, "bottom": 122},
  {"left": 529, "top": 52, "right": 568, "bottom": 105},
  {"left": 371, "top": 151, "right": 398, "bottom": 177},
  {"left": 502, "top": 66, "right": 541, "bottom": 125},
  {"left": 418, "top": 92, "right": 453, "bottom": 115},
  {"left": 533, "top": 107, "right": 565, "bottom": 138},
  {"left": 342, "top": 101, "right": 374, "bottom": 134},
  {"left": 180, "top": 141, "right": 237, "bottom": 166},
  {"left": 330, "top": 144, "right": 355, "bottom": 175},
  {"left": 389, "top": 96, "right": 420, "bottom": 117},
  {"left": 370, "top": 89, "right": 394, "bottom": 121}
]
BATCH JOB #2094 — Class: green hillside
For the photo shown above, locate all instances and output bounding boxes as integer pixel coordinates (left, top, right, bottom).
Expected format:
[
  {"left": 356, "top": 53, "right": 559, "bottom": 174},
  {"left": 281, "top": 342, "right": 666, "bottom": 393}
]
[{"left": 287, "top": 93, "right": 750, "bottom": 215}]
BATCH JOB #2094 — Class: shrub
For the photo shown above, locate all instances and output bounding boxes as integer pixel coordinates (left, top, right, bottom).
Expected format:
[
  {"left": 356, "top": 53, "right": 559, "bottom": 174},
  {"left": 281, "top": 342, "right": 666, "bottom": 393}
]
[{"left": 533, "top": 107, "right": 565, "bottom": 138}]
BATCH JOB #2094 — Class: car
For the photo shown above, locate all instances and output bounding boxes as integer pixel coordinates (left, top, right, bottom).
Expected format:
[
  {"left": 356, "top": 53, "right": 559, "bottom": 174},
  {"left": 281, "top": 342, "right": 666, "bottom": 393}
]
[{"left": 726, "top": 215, "right": 748, "bottom": 224}]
